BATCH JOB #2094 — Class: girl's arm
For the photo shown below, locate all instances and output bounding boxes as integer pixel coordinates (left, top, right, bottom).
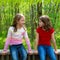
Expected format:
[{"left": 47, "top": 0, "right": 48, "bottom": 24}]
[
  {"left": 34, "top": 32, "right": 39, "bottom": 50},
  {"left": 24, "top": 31, "right": 32, "bottom": 51},
  {"left": 3, "top": 27, "right": 12, "bottom": 52},
  {"left": 51, "top": 32, "right": 57, "bottom": 51},
  {"left": 3, "top": 37, "right": 10, "bottom": 52}
]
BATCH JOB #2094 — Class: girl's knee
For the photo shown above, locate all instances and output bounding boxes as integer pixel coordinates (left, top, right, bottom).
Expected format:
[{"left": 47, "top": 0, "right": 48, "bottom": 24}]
[
  {"left": 50, "top": 56, "right": 56, "bottom": 60},
  {"left": 23, "top": 53, "right": 27, "bottom": 57},
  {"left": 21, "top": 52, "right": 27, "bottom": 58}
]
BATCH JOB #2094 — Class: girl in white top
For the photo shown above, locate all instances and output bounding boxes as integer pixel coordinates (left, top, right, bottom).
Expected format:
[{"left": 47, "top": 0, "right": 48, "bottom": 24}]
[{"left": 3, "top": 13, "right": 32, "bottom": 60}]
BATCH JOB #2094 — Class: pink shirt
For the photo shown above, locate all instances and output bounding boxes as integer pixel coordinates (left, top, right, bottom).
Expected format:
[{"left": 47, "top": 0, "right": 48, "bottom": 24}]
[{"left": 4, "top": 26, "right": 31, "bottom": 51}]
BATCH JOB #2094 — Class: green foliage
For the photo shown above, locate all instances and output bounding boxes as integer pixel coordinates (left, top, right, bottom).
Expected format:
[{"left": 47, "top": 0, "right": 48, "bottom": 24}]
[
  {"left": 0, "top": 0, "right": 60, "bottom": 49},
  {"left": 55, "top": 32, "right": 60, "bottom": 49},
  {"left": 42, "top": 0, "right": 60, "bottom": 48}
]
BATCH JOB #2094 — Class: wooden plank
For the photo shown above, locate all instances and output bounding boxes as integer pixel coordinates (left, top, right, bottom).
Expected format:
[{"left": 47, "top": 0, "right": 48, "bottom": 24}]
[
  {"left": 0, "top": 49, "right": 60, "bottom": 60},
  {"left": 6, "top": 55, "right": 9, "bottom": 60},
  {"left": 1, "top": 55, "right": 4, "bottom": 60}
]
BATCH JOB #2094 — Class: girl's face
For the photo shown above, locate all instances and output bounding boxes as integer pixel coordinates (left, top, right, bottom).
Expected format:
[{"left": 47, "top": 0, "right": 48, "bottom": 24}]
[
  {"left": 17, "top": 16, "right": 25, "bottom": 26},
  {"left": 39, "top": 20, "right": 44, "bottom": 27}
]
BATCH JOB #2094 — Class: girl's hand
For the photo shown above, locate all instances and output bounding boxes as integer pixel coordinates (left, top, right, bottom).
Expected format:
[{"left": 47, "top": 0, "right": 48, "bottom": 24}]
[
  {"left": 54, "top": 50, "right": 58, "bottom": 54},
  {"left": 28, "top": 50, "right": 33, "bottom": 55},
  {"left": 2, "top": 50, "right": 7, "bottom": 55},
  {"left": 34, "top": 50, "right": 38, "bottom": 54}
]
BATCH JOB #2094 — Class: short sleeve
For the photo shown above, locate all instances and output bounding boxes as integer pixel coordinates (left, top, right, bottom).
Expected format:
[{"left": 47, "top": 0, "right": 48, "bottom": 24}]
[
  {"left": 50, "top": 28, "right": 55, "bottom": 34},
  {"left": 36, "top": 27, "right": 40, "bottom": 33}
]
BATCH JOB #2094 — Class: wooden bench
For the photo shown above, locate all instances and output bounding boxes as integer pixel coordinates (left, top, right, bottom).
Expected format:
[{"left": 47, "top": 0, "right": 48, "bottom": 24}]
[{"left": 0, "top": 49, "right": 60, "bottom": 60}]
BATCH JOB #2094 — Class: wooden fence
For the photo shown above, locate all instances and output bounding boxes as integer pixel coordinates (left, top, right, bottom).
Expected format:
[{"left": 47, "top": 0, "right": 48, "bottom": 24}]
[{"left": 0, "top": 50, "right": 60, "bottom": 60}]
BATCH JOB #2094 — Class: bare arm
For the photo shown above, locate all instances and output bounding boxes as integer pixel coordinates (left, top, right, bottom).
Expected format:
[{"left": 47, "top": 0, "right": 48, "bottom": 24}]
[
  {"left": 34, "top": 32, "right": 39, "bottom": 50},
  {"left": 51, "top": 32, "right": 57, "bottom": 51}
]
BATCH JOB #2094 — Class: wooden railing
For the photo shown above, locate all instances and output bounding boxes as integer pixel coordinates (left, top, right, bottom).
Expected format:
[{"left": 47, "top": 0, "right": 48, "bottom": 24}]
[{"left": 0, "top": 49, "right": 60, "bottom": 60}]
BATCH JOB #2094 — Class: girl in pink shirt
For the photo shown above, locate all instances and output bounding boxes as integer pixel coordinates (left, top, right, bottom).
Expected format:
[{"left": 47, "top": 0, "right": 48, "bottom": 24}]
[{"left": 3, "top": 13, "right": 32, "bottom": 60}]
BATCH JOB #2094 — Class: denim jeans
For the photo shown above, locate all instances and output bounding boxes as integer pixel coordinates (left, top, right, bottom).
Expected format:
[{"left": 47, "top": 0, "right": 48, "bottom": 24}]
[
  {"left": 10, "top": 44, "right": 27, "bottom": 60},
  {"left": 38, "top": 45, "right": 56, "bottom": 60}
]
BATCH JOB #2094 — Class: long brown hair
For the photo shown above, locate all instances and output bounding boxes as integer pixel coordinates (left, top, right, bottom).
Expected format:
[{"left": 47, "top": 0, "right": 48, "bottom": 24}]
[
  {"left": 39, "top": 15, "right": 52, "bottom": 31},
  {"left": 12, "top": 13, "right": 26, "bottom": 32}
]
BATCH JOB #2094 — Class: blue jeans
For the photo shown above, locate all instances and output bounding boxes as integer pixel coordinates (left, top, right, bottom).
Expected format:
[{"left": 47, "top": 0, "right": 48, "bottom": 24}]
[
  {"left": 10, "top": 44, "right": 27, "bottom": 60},
  {"left": 38, "top": 45, "right": 56, "bottom": 60}
]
